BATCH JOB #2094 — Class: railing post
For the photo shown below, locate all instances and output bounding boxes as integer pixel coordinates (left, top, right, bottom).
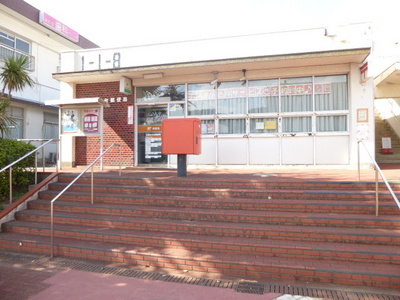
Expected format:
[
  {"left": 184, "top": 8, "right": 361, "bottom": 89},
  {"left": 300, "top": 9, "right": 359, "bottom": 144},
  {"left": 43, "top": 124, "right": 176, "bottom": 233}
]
[
  {"left": 91, "top": 166, "right": 94, "bottom": 205},
  {"left": 42, "top": 141, "right": 45, "bottom": 172},
  {"left": 56, "top": 140, "right": 59, "bottom": 173},
  {"left": 357, "top": 140, "right": 361, "bottom": 181},
  {"left": 35, "top": 151, "right": 38, "bottom": 185},
  {"left": 375, "top": 168, "right": 379, "bottom": 217},
  {"left": 51, "top": 201, "right": 54, "bottom": 258},
  {"left": 119, "top": 144, "right": 122, "bottom": 177},
  {"left": 9, "top": 167, "right": 12, "bottom": 204}
]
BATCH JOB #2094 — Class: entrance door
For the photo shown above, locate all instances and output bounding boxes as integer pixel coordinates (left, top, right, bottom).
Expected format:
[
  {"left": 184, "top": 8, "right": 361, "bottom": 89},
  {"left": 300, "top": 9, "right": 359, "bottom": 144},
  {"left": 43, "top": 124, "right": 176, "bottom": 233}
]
[{"left": 137, "top": 106, "right": 168, "bottom": 166}]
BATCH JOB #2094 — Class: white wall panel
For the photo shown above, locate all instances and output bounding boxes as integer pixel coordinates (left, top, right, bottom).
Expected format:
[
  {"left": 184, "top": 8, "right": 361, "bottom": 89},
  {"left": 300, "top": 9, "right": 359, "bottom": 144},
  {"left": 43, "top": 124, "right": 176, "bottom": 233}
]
[
  {"left": 282, "top": 137, "right": 313, "bottom": 164},
  {"left": 218, "top": 138, "right": 247, "bottom": 164},
  {"left": 249, "top": 138, "right": 280, "bottom": 164},
  {"left": 315, "top": 136, "right": 349, "bottom": 164}
]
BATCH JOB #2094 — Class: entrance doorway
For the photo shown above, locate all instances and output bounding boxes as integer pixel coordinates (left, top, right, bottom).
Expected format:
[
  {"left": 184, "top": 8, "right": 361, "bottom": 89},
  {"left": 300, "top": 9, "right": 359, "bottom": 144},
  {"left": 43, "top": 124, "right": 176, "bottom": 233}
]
[{"left": 137, "top": 106, "right": 168, "bottom": 166}]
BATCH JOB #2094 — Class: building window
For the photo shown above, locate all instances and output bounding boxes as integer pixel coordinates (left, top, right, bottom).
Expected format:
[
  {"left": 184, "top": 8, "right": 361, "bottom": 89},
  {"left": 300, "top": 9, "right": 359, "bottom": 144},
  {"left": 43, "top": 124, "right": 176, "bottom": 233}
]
[
  {"left": 188, "top": 83, "right": 216, "bottom": 115},
  {"left": 0, "top": 30, "right": 33, "bottom": 70},
  {"left": 281, "top": 77, "right": 313, "bottom": 112},
  {"left": 3, "top": 106, "right": 24, "bottom": 139},
  {"left": 248, "top": 79, "right": 279, "bottom": 113},
  {"left": 219, "top": 119, "right": 246, "bottom": 134},
  {"left": 201, "top": 120, "right": 215, "bottom": 135},
  {"left": 317, "top": 115, "right": 348, "bottom": 132},
  {"left": 137, "top": 75, "right": 348, "bottom": 135},
  {"left": 315, "top": 75, "right": 348, "bottom": 111},
  {"left": 43, "top": 112, "right": 59, "bottom": 139},
  {"left": 217, "top": 81, "right": 246, "bottom": 115},
  {"left": 250, "top": 118, "right": 278, "bottom": 134},
  {"left": 136, "top": 85, "right": 185, "bottom": 104},
  {"left": 283, "top": 116, "right": 312, "bottom": 133}
]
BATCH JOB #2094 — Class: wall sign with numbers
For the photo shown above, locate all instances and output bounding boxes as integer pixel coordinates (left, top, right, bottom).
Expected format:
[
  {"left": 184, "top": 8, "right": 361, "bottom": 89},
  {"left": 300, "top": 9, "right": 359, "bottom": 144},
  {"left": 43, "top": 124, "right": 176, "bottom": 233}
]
[{"left": 81, "top": 52, "right": 121, "bottom": 71}]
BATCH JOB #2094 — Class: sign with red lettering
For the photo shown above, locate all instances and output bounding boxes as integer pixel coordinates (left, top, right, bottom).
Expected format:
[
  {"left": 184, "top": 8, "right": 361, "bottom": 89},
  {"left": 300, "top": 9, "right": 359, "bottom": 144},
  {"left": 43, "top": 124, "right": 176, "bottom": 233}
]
[
  {"left": 188, "top": 83, "right": 331, "bottom": 100},
  {"left": 83, "top": 108, "right": 99, "bottom": 133}
]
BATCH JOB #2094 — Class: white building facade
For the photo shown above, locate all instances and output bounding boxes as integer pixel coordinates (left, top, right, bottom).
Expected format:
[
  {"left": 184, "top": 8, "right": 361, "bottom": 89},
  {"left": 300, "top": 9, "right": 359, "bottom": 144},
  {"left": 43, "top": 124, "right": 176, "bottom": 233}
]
[
  {"left": 0, "top": 0, "right": 97, "bottom": 158},
  {"left": 53, "top": 23, "right": 375, "bottom": 169}
]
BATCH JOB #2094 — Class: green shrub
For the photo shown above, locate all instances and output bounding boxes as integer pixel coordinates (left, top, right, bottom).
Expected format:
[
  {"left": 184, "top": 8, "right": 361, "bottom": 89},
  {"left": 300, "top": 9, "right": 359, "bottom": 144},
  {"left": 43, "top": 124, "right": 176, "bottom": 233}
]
[{"left": 0, "top": 139, "right": 36, "bottom": 201}]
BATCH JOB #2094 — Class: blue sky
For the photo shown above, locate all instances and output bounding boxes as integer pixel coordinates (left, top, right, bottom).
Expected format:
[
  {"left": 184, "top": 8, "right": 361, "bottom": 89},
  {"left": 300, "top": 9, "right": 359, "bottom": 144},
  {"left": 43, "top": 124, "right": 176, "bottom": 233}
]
[{"left": 25, "top": 0, "right": 395, "bottom": 48}]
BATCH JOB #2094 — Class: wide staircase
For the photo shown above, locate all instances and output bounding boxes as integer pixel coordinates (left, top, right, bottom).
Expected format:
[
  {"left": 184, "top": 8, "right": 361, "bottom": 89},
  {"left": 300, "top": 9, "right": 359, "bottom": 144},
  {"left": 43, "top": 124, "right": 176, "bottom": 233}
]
[
  {"left": 375, "top": 111, "right": 400, "bottom": 163},
  {"left": 0, "top": 172, "right": 400, "bottom": 289}
]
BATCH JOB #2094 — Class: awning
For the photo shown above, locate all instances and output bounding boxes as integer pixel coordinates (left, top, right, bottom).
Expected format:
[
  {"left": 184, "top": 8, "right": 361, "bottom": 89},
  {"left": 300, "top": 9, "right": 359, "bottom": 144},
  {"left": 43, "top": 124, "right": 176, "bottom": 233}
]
[{"left": 45, "top": 97, "right": 110, "bottom": 107}]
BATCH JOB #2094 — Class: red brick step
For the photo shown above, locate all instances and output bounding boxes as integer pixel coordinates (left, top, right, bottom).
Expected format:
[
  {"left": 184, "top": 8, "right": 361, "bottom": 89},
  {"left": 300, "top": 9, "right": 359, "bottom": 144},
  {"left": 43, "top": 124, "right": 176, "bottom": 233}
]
[{"left": 0, "top": 232, "right": 399, "bottom": 289}]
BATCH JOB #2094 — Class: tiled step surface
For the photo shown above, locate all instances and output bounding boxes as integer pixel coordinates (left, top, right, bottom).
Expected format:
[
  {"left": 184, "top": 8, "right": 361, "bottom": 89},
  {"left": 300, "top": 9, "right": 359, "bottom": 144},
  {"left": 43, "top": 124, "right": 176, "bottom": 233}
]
[
  {"left": 0, "top": 233, "right": 399, "bottom": 289},
  {"left": 37, "top": 191, "right": 399, "bottom": 215},
  {"left": 1, "top": 173, "right": 400, "bottom": 289},
  {"left": 3, "top": 220, "right": 400, "bottom": 265},
  {"left": 47, "top": 183, "right": 400, "bottom": 202}
]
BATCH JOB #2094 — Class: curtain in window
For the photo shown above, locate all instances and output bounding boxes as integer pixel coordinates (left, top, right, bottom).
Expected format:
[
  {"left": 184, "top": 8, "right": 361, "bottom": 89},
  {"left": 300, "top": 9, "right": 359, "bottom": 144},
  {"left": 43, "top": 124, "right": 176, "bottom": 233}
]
[
  {"left": 315, "top": 75, "right": 348, "bottom": 111},
  {"left": 248, "top": 79, "right": 279, "bottom": 113},
  {"left": 43, "top": 123, "right": 59, "bottom": 139},
  {"left": 219, "top": 119, "right": 246, "bottom": 134},
  {"left": 3, "top": 118, "right": 23, "bottom": 139},
  {"left": 188, "top": 83, "right": 216, "bottom": 115},
  {"left": 217, "top": 81, "right": 246, "bottom": 115},
  {"left": 317, "top": 115, "right": 347, "bottom": 132},
  {"left": 283, "top": 117, "right": 312, "bottom": 133},
  {"left": 281, "top": 77, "right": 313, "bottom": 112}
]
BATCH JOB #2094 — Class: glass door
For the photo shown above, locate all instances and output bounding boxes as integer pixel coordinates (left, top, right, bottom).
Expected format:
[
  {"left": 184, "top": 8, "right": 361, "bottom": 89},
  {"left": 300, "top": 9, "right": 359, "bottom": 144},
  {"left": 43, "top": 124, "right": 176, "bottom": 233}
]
[{"left": 137, "top": 106, "right": 168, "bottom": 166}]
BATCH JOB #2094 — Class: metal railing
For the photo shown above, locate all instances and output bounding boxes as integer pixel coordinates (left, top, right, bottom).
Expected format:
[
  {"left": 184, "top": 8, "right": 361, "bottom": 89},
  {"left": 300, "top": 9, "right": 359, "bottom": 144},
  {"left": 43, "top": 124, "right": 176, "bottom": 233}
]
[
  {"left": 357, "top": 140, "right": 400, "bottom": 216},
  {"left": 0, "top": 139, "right": 58, "bottom": 204},
  {"left": 50, "top": 143, "right": 121, "bottom": 258}
]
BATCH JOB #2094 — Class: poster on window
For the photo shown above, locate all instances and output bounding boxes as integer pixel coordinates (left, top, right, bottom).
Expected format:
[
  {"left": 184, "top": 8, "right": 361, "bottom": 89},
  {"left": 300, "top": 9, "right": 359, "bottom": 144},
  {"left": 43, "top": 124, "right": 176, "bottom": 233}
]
[
  {"left": 62, "top": 109, "right": 79, "bottom": 133},
  {"left": 83, "top": 108, "right": 99, "bottom": 133}
]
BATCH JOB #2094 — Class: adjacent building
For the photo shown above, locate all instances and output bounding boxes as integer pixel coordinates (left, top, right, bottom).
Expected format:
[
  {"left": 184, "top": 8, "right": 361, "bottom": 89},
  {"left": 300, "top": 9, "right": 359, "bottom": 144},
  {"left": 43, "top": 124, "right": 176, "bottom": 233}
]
[{"left": 0, "top": 0, "right": 97, "bottom": 160}]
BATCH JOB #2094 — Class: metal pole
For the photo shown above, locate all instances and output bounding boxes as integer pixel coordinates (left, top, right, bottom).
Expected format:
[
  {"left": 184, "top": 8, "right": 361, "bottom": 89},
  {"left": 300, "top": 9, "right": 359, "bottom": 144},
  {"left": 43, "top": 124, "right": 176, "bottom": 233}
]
[
  {"left": 119, "top": 144, "right": 122, "bottom": 177},
  {"left": 56, "top": 140, "right": 59, "bottom": 173},
  {"left": 91, "top": 166, "right": 94, "bottom": 205},
  {"left": 9, "top": 167, "right": 12, "bottom": 204},
  {"left": 357, "top": 141, "right": 361, "bottom": 181},
  {"left": 35, "top": 151, "right": 38, "bottom": 185},
  {"left": 51, "top": 201, "right": 54, "bottom": 258},
  {"left": 42, "top": 142, "right": 45, "bottom": 172},
  {"left": 375, "top": 168, "right": 379, "bottom": 217}
]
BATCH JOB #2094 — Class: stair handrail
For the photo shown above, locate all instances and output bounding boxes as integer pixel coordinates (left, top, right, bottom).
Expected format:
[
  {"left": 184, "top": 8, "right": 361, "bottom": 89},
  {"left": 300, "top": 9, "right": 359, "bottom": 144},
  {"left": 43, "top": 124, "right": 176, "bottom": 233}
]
[
  {"left": 0, "top": 139, "right": 58, "bottom": 204},
  {"left": 389, "top": 99, "right": 400, "bottom": 128},
  {"left": 357, "top": 140, "right": 400, "bottom": 216},
  {"left": 50, "top": 143, "right": 122, "bottom": 258}
]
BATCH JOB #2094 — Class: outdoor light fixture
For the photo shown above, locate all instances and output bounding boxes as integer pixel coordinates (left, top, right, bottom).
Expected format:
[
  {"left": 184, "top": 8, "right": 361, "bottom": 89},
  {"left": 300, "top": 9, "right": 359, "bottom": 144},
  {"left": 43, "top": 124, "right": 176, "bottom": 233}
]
[
  {"left": 143, "top": 73, "right": 164, "bottom": 79},
  {"left": 210, "top": 72, "right": 218, "bottom": 85},
  {"left": 210, "top": 78, "right": 218, "bottom": 85},
  {"left": 240, "top": 69, "right": 247, "bottom": 81}
]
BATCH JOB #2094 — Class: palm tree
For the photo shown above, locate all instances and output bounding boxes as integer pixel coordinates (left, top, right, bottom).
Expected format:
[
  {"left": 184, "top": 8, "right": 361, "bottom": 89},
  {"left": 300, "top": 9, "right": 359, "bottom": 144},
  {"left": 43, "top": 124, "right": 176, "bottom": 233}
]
[
  {"left": 0, "top": 56, "right": 35, "bottom": 137},
  {"left": 1, "top": 55, "right": 35, "bottom": 99}
]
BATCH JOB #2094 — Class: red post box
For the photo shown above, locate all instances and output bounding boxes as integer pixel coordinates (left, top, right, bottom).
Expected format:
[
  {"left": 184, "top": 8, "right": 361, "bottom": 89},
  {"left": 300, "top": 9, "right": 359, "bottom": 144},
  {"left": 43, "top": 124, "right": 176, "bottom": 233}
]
[
  {"left": 162, "top": 118, "right": 202, "bottom": 155},
  {"left": 162, "top": 118, "right": 202, "bottom": 177}
]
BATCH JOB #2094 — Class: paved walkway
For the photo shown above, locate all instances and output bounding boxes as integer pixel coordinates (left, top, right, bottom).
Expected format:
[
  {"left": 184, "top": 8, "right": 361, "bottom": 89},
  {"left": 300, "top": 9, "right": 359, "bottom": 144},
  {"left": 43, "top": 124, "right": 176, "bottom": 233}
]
[{"left": 1, "top": 250, "right": 399, "bottom": 300}]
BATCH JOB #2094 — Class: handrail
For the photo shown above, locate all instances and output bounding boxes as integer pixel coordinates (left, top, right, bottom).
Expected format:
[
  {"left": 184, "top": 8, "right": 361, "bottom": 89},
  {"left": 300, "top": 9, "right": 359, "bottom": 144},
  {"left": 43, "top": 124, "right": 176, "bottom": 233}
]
[
  {"left": 0, "top": 139, "right": 58, "bottom": 203},
  {"left": 50, "top": 143, "right": 121, "bottom": 258},
  {"left": 389, "top": 99, "right": 400, "bottom": 127},
  {"left": 357, "top": 140, "right": 400, "bottom": 216}
]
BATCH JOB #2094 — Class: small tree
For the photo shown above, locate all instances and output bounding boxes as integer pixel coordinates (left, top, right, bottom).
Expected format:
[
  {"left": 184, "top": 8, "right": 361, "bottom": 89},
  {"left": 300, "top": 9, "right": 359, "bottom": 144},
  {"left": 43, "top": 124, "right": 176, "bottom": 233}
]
[{"left": 0, "top": 55, "right": 35, "bottom": 137}]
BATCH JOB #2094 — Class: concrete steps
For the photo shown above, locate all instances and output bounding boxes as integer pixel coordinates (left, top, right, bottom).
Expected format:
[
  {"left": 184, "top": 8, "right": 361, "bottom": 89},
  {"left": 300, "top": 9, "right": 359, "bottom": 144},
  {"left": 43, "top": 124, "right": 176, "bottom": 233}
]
[{"left": 1, "top": 173, "right": 400, "bottom": 289}]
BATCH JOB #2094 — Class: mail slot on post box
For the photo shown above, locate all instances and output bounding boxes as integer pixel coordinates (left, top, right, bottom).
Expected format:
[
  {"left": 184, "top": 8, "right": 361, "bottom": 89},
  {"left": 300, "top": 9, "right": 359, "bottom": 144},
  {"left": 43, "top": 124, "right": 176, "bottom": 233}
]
[{"left": 162, "top": 118, "right": 202, "bottom": 155}]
